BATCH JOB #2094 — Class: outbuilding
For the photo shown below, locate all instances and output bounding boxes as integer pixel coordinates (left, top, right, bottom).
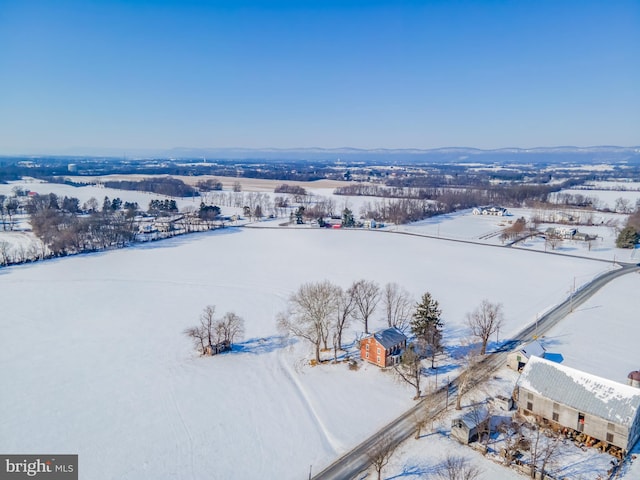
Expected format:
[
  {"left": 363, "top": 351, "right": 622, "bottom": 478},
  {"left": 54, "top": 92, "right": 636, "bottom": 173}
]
[
  {"left": 507, "top": 340, "right": 547, "bottom": 371},
  {"left": 517, "top": 356, "right": 640, "bottom": 453}
]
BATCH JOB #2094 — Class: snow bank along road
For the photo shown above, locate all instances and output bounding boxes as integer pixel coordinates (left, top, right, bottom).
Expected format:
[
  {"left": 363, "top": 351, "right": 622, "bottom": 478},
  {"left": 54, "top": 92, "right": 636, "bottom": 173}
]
[{"left": 311, "top": 261, "right": 640, "bottom": 480}]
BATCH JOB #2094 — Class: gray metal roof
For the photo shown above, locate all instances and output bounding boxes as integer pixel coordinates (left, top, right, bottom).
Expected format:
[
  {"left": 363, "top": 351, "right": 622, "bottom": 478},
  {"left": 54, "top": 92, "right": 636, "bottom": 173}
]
[
  {"left": 519, "top": 340, "right": 546, "bottom": 359},
  {"left": 518, "top": 356, "right": 640, "bottom": 427},
  {"left": 452, "top": 408, "right": 489, "bottom": 430},
  {"left": 373, "top": 327, "right": 407, "bottom": 349}
]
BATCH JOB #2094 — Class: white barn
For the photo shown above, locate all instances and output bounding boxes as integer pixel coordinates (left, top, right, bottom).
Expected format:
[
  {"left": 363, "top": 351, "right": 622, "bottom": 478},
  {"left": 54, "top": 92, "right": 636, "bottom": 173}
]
[{"left": 517, "top": 356, "right": 640, "bottom": 453}]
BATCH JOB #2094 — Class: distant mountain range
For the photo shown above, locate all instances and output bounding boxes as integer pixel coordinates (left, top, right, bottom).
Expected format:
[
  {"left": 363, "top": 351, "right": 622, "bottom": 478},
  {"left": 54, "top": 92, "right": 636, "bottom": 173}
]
[{"left": 5, "top": 145, "right": 640, "bottom": 164}]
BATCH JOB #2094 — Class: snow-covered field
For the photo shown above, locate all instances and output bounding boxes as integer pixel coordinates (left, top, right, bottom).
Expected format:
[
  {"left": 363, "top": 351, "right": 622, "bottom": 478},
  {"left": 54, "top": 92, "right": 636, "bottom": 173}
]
[
  {"left": 2, "top": 178, "right": 640, "bottom": 479},
  {"left": 1, "top": 222, "right": 634, "bottom": 480}
]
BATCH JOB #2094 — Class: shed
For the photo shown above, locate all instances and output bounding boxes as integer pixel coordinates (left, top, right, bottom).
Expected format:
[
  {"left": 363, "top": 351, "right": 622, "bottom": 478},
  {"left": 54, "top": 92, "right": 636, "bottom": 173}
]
[
  {"left": 451, "top": 409, "right": 490, "bottom": 445},
  {"left": 507, "top": 340, "right": 547, "bottom": 371}
]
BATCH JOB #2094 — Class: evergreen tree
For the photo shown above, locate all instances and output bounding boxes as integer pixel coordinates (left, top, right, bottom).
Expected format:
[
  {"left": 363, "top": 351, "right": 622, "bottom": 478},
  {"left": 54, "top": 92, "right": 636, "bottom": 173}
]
[
  {"left": 616, "top": 226, "right": 639, "bottom": 248},
  {"left": 410, "top": 292, "right": 443, "bottom": 369},
  {"left": 342, "top": 208, "right": 355, "bottom": 227}
]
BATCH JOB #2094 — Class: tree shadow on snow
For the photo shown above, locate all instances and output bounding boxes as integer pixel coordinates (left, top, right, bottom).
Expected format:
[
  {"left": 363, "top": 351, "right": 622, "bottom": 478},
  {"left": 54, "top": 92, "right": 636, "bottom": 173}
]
[
  {"left": 386, "top": 462, "right": 441, "bottom": 479},
  {"left": 233, "top": 335, "right": 296, "bottom": 355}
]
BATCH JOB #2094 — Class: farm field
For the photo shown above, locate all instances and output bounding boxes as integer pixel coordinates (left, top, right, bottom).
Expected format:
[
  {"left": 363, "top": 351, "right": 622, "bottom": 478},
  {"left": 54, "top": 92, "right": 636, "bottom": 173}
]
[{"left": 0, "top": 224, "right": 630, "bottom": 479}]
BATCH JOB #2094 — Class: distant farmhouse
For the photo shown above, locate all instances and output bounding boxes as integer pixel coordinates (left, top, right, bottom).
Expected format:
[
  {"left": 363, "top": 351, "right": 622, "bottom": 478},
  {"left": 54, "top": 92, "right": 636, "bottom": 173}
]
[
  {"left": 516, "top": 356, "right": 640, "bottom": 454},
  {"left": 472, "top": 206, "right": 509, "bottom": 216},
  {"left": 544, "top": 227, "right": 597, "bottom": 241},
  {"left": 360, "top": 327, "right": 407, "bottom": 368},
  {"left": 507, "top": 340, "right": 547, "bottom": 372}
]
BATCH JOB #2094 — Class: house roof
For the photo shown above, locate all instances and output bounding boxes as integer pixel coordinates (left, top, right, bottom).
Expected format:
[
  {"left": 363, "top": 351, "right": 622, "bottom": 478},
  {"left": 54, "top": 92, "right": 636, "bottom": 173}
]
[
  {"left": 518, "top": 356, "right": 640, "bottom": 428},
  {"left": 519, "top": 340, "right": 546, "bottom": 359},
  {"left": 372, "top": 327, "right": 407, "bottom": 349}
]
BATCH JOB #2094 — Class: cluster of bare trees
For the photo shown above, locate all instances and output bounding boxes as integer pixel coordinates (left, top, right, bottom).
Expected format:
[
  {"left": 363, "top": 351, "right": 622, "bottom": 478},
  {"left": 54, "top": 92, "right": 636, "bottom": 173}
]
[
  {"left": 277, "top": 277, "right": 505, "bottom": 407},
  {"left": 359, "top": 198, "right": 441, "bottom": 224},
  {"left": 499, "top": 217, "right": 528, "bottom": 243},
  {"left": 184, "top": 305, "right": 245, "bottom": 355},
  {"left": 498, "top": 418, "right": 561, "bottom": 478},
  {"left": 277, "top": 279, "right": 415, "bottom": 363},
  {"left": 0, "top": 194, "right": 20, "bottom": 231},
  {"left": 103, "top": 177, "right": 197, "bottom": 197},
  {"left": 27, "top": 193, "right": 138, "bottom": 257},
  {"left": 199, "top": 191, "right": 276, "bottom": 220},
  {"left": 366, "top": 434, "right": 481, "bottom": 480},
  {"left": 0, "top": 239, "right": 47, "bottom": 266},
  {"left": 335, "top": 181, "right": 564, "bottom": 225}
]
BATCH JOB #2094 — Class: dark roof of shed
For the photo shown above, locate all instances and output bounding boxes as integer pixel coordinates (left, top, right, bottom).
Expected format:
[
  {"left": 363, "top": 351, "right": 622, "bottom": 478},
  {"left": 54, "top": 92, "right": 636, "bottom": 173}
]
[{"left": 373, "top": 327, "right": 407, "bottom": 349}]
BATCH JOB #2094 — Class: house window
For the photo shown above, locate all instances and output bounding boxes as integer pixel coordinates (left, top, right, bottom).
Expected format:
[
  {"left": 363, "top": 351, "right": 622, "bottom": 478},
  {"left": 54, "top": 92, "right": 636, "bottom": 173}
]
[
  {"left": 526, "top": 402, "right": 533, "bottom": 411},
  {"left": 553, "top": 402, "right": 559, "bottom": 411},
  {"left": 552, "top": 412, "right": 559, "bottom": 422},
  {"left": 365, "top": 343, "right": 369, "bottom": 351},
  {"left": 607, "top": 422, "right": 615, "bottom": 431},
  {"left": 365, "top": 352, "right": 369, "bottom": 359},
  {"left": 606, "top": 433, "right": 614, "bottom": 443},
  {"left": 527, "top": 392, "right": 533, "bottom": 401},
  {"left": 377, "top": 347, "right": 381, "bottom": 355},
  {"left": 376, "top": 356, "right": 381, "bottom": 364}
]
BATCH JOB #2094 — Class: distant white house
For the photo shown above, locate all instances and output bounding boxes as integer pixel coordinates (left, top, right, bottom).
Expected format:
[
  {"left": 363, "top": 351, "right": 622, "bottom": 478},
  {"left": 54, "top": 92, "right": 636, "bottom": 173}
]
[
  {"left": 507, "top": 340, "right": 547, "bottom": 371},
  {"left": 472, "top": 206, "right": 508, "bottom": 216},
  {"left": 544, "top": 227, "right": 597, "bottom": 241},
  {"left": 517, "top": 356, "right": 640, "bottom": 453}
]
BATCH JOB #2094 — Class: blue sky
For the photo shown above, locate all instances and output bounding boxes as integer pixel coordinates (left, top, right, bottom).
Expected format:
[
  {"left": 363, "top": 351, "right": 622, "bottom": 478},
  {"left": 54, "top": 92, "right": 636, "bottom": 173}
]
[{"left": 1, "top": 0, "right": 638, "bottom": 153}]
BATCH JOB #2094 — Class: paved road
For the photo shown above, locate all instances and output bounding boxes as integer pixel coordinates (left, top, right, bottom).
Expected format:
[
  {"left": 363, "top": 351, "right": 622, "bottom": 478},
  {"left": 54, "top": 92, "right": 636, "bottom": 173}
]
[{"left": 311, "top": 261, "right": 640, "bottom": 480}]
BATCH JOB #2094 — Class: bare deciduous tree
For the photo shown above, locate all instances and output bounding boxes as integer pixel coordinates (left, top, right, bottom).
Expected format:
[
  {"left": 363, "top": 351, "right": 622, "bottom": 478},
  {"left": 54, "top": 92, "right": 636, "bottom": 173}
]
[
  {"left": 0, "top": 240, "right": 11, "bottom": 265},
  {"left": 349, "top": 279, "right": 380, "bottom": 334},
  {"left": 334, "top": 286, "right": 356, "bottom": 350},
  {"left": 455, "top": 343, "right": 482, "bottom": 410},
  {"left": 436, "top": 454, "right": 482, "bottom": 480},
  {"left": 529, "top": 424, "right": 561, "bottom": 479},
  {"left": 277, "top": 281, "right": 339, "bottom": 363},
  {"left": 216, "top": 311, "right": 245, "bottom": 345},
  {"left": 184, "top": 326, "right": 207, "bottom": 354},
  {"left": 383, "top": 282, "right": 413, "bottom": 332},
  {"left": 367, "top": 435, "right": 398, "bottom": 480},
  {"left": 466, "top": 300, "right": 504, "bottom": 355},
  {"left": 497, "top": 420, "right": 523, "bottom": 466},
  {"left": 394, "top": 342, "right": 424, "bottom": 400},
  {"left": 200, "top": 305, "right": 217, "bottom": 347}
]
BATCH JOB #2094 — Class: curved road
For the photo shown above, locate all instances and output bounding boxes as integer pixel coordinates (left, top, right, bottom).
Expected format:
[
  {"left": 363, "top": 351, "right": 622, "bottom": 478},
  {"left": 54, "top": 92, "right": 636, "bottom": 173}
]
[{"left": 311, "top": 261, "right": 640, "bottom": 480}]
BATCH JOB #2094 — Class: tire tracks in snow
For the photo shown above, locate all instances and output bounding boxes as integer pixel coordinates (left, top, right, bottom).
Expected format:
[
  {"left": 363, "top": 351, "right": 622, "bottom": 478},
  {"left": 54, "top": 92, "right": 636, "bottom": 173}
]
[
  {"left": 277, "top": 352, "right": 342, "bottom": 455},
  {"left": 165, "top": 380, "right": 196, "bottom": 480}
]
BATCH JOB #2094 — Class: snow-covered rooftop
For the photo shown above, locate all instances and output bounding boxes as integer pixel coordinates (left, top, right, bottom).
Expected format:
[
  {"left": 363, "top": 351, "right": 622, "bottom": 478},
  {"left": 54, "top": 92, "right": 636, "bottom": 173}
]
[
  {"left": 373, "top": 327, "right": 407, "bottom": 349},
  {"left": 519, "top": 340, "right": 546, "bottom": 359},
  {"left": 518, "top": 356, "right": 640, "bottom": 427}
]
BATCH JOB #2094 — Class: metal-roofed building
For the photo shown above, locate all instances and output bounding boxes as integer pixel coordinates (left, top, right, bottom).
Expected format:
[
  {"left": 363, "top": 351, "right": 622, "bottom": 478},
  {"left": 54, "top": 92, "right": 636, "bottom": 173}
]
[
  {"left": 507, "top": 340, "right": 547, "bottom": 371},
  {"left": 360, "top": 327, "right": 407, "bottom": 368},
  {"left": 517, "top": 356, "right": 640, "bottom": 452}
]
